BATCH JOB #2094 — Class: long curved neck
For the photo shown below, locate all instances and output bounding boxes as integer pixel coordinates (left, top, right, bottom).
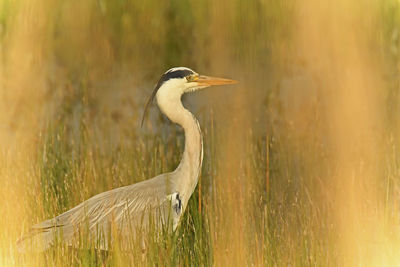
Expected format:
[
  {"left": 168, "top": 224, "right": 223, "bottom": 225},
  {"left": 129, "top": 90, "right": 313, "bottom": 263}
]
[
  {"left": 175, "top": 107, "right": 203, "bottom": 195},
  {"left": 156, "top": 91, "right": 203, "bottom": 200}
]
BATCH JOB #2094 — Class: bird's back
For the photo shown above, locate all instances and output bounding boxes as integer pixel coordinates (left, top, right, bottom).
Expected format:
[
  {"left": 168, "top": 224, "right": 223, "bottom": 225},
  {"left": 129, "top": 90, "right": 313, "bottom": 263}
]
[{"left": 17, "top": 173, "right": 183, "bottom": 252}]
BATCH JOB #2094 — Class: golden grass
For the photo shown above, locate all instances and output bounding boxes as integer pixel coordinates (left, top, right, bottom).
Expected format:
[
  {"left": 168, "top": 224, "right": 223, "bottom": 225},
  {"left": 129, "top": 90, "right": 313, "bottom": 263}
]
[{"left": 1, "top": 0, "right": 400, "bottom": 265}]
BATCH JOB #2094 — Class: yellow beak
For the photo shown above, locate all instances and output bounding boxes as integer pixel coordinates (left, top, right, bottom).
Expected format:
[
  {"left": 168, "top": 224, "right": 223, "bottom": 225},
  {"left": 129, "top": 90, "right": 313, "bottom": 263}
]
[{"left": 197, "top": 75, "right": 238, "bottom": 86}]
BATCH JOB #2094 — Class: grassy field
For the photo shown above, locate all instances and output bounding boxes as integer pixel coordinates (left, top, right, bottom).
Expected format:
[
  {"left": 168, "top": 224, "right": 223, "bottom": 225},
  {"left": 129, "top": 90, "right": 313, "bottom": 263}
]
[{"left": 1, "top": 0, "right": 400, "bottom": 266}]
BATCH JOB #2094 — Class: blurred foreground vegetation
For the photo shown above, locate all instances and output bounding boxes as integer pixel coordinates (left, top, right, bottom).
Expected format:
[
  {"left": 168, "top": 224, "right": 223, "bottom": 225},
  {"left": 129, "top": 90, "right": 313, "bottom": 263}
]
[{"left": 2, "top": 0, "right": 400, "bottom": 266}]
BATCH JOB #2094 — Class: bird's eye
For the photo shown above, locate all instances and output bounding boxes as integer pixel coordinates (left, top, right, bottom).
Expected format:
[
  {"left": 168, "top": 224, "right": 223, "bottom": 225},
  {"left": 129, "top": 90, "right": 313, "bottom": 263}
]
[{"left": 186, "top": 75, "right": 198, "bottom": 82}]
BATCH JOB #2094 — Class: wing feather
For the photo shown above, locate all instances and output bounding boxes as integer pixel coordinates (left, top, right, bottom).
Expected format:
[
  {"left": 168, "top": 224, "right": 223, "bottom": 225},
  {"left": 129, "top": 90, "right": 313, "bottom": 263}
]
[{"left": 17, "top": 175, "right": 177, "bottom": 252}]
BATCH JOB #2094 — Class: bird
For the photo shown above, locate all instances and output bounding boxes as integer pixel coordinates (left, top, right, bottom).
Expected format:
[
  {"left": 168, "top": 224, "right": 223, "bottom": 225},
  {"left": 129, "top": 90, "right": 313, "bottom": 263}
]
[{"left": 17, "top": 67, "right": 237, "bottom": 252}]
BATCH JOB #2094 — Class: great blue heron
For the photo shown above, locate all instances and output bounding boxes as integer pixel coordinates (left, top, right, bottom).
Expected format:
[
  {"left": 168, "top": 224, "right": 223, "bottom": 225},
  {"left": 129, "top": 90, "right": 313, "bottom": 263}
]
[{"left": 17, "top": 67, "right": 237, "bottom": 251}]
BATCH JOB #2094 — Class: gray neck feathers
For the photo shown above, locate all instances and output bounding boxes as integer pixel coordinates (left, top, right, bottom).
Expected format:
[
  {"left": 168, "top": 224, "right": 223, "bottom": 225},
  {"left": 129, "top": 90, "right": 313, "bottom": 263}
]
[
  {"left": 156, "top": 91, "right": 203, "bottom": 203},
  {"left": 175, "top": 108, "right": 203, "bottom": 198}
]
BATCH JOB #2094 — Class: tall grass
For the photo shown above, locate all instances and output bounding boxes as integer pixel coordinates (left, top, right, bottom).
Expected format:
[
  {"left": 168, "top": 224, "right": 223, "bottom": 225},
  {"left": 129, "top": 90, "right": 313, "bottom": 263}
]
[{"left": 1, "top": 0, "right": 400, "bottom": 265}]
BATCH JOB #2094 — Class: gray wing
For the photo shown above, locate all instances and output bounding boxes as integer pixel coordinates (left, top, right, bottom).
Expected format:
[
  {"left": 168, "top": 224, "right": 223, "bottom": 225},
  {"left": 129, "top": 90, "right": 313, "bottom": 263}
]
[{"left": 17, "top": 175, "right": 180, "bottom": 252}]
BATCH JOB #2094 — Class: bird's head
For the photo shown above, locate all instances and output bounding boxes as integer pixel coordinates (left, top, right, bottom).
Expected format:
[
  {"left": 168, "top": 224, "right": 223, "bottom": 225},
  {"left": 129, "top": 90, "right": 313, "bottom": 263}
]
[{"left": 141, "top": 67, "right": 237, "bottom": 126}]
